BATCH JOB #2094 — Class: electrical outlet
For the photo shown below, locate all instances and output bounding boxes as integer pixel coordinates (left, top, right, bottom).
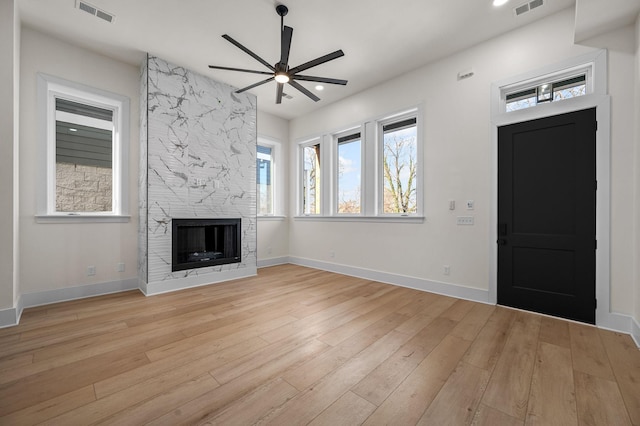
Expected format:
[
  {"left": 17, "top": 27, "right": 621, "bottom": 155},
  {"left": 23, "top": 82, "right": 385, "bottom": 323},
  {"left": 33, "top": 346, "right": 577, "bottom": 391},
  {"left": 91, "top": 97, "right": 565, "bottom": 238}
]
[
  {"left": 466, "top": 200, "right": 474, "bottom": 210},
  {"left": 457, "top": 216, "right": 474, "bottom": 225},
  {"left": 444, "top": 265, "right": 451, "bottom": 275},
  {"left": 117, "top": 262, "right": 125, "bottom": 272},
  {"left": 87, "top": 266, "right": 96, "bottom": 276},
  {"left": 449, "top": 200, "right": 456, "bottom": 210}
]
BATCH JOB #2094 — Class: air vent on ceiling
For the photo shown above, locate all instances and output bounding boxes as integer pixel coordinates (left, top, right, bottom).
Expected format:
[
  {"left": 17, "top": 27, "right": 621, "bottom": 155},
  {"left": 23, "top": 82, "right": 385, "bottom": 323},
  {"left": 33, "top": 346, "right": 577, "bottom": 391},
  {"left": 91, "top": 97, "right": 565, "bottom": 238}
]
[
  {"left": 514, "top": 0, "right": 544, "bottom": 16},
  {"left": 76, "top": 1, "right": 115, "bottom": 23}
]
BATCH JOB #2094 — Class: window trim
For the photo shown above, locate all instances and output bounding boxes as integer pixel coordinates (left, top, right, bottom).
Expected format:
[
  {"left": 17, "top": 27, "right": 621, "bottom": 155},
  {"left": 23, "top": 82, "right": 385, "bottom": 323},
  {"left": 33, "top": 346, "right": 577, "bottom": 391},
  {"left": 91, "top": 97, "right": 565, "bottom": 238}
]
[
  {"left": 36, "top": 73, "right": 130, "bottom": 222},
  {"left": 257, "top": 136, "right": 285, "bottom": 218}
]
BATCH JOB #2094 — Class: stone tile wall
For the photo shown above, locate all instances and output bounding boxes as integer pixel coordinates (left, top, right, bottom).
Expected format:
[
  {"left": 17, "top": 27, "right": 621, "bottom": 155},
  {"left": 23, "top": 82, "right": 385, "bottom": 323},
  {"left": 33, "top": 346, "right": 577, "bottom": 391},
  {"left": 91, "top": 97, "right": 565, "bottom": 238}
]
[
  {"left": 56, "top": 163, "right": 112, "bottom": 212},
  {"left": 139, "top": 55, "right": 257, "bottom": 289}
]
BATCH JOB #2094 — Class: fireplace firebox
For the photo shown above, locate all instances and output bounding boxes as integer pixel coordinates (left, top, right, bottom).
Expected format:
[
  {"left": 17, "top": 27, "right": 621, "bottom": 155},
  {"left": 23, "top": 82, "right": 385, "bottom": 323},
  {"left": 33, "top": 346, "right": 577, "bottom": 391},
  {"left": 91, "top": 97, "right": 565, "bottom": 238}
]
[{"left": 172, "top": 218, "right": 241, "bottom": 272}]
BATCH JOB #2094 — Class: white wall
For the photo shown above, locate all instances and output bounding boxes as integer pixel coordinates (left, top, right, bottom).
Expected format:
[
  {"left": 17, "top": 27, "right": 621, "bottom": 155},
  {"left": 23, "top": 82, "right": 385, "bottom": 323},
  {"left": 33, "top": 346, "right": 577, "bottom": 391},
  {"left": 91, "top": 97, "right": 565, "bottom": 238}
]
[
  {"left": 288, "top": 7, "right": 638, "bottom": 316},
  {"left": 601, "top": 27, "right": 638, "bottom": 318},
  {"left": 257, "top": 110, "right": 290, "bottom": 264},
  {"left": 0, "top": 0, "right": 20, "bottom": 314},
  {"left": 19, "top": 27, "right": 140, "bottom": 295},
  {"left": 634, "top": 14, "right": 640, "bottom": 332}
]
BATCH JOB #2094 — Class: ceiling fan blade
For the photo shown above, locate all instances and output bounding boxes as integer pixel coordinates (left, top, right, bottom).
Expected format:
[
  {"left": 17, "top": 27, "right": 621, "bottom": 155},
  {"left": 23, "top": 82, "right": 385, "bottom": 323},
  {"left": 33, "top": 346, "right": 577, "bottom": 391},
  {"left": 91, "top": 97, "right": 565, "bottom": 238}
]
[
  {"left": 288, "top": 80, "right": 320, "bottom": 102},
  {"left": 235, "top": 76, "right": 275, "bottom": 94},
  {"left": 222, "top": 34, "right": 275, "bottom": 71},
  {"left": 276, "top": 82, "right": 284, "bottom": 104},
  {"left": 293, "top": 75, "right": 348, "bottom": 85},
  {"left": 288, "top": 50, "right": 344, "bottom": 75},
  {"left": 208, "top": 65, "right": 273, "bottom": 76},
  {"left": 280, "top": 26, "right": 293, "bottom": 67}
]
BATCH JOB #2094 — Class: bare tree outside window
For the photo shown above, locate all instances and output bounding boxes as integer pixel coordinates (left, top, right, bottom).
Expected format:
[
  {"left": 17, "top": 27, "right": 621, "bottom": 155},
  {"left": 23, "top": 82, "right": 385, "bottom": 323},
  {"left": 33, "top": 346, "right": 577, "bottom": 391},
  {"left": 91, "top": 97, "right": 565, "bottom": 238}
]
[{"left": 382, "top": 121, "right": 417, "bottom": 214}]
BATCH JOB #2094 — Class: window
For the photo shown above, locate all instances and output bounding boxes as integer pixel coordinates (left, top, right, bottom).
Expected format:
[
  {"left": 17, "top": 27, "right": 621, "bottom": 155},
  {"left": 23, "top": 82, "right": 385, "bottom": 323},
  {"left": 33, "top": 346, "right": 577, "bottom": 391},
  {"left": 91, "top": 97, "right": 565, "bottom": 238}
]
[
  {"left": 505, "top": 74, "right": 587, "bottom": 112},
  {"left": 55, "top": 99, "right": 114, "bottom": 212},
  {"left": 257, "top": 137, "right": 284, "bottom": 218},
  {"left": 296, "top": 105, "right": 422, "bottom": 220},
  {"left": 336, "top": 132, "right": 362, "bottom": 214},
  {"left": 381, "top": 116, "right": 418, "bottom": 214},
  {"left": 37, "top": 73, "right": 130, "bottom": 221},
  {"left": 302, "top": 141, "right": 321, "bottom": 215},
  {"left": 257, "top": 144, "right": 274, "bottom": 215}
]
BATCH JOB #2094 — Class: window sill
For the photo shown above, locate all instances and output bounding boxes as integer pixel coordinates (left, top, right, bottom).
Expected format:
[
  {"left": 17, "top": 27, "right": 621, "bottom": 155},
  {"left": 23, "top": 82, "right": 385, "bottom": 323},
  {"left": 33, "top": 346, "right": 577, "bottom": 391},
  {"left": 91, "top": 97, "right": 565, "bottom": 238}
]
[
  {"left": 257, "top": 215, "right": 287, "bottom": 221},
  {"left": 294, "top": 215, "right": 425, "bottom": 224},
  {"left": 35, "top": 214, "right": 131, "bottom": 224}
]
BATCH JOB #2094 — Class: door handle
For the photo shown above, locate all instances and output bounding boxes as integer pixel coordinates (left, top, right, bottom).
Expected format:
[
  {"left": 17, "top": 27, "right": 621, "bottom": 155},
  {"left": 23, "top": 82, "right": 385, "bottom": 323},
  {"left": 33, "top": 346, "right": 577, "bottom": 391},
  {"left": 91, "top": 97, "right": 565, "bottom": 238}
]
[{"left": 496, "top": 239, "right": 507, "bottom": 246}]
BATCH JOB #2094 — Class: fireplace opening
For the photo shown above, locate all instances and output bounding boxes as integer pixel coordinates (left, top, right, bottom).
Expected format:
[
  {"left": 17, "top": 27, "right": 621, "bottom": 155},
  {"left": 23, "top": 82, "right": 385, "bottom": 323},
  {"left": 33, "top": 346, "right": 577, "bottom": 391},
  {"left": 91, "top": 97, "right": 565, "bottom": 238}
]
[{"left": 172, "top": 218, "right": 241, "bottom": 272}]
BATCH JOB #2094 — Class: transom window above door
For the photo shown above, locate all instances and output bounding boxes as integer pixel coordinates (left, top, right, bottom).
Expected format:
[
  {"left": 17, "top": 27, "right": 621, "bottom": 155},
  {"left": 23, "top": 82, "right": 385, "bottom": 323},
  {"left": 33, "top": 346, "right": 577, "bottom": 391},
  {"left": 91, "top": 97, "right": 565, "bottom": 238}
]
[{"left": 505, "top": 74, "right": 587, "bottom": 112}]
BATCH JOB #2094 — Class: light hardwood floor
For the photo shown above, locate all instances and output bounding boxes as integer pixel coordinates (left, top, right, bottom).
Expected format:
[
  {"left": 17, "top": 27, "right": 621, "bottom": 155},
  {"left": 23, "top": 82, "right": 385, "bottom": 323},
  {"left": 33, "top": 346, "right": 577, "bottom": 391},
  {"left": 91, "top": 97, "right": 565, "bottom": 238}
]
[{"left": 0, "top": 264, "right": 638, "bottom": 425}]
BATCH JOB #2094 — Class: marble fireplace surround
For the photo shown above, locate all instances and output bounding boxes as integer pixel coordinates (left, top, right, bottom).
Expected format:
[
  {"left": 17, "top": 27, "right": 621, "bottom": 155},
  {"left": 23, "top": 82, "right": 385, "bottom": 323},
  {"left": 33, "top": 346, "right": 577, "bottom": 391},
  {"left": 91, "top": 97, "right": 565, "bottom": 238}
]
[{"left": 138, "top": 55, "right": 257, "bottom": 296}]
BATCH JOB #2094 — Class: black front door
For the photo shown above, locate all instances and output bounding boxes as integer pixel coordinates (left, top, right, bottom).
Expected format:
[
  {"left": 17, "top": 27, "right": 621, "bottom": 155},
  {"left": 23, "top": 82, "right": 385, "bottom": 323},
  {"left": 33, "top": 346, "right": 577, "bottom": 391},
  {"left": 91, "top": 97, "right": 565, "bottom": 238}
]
[{"left": 497, "top": 108, "right": 596, "bottom": 324}]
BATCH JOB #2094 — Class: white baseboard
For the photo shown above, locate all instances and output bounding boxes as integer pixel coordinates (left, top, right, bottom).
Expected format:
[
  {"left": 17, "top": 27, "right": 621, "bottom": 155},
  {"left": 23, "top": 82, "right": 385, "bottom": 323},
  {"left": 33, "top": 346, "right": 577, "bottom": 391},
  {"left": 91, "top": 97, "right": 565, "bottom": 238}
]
[
  {"left": 257, "top": 256, "right": 290, "bottom": 268},
  {"left": 597, "top": 311, "right": 632, "bottom": 334},
  {"left": 141, "top": 267, "right": 258, "bottom": 296},
  {"left": 0, "top": 278, "right": 138, "bottom": 328},
  {"left": 0, "top": 299, "right": 21, "bottom": 329},
  {"left": 288, "top": 256, "right": 491, "bottom": 304},
  {"left": 632, "top": 316, "right": 640, "bottom": 348},
  {"left": 22, "top": 278, "right": 139, "bottom": 309}
]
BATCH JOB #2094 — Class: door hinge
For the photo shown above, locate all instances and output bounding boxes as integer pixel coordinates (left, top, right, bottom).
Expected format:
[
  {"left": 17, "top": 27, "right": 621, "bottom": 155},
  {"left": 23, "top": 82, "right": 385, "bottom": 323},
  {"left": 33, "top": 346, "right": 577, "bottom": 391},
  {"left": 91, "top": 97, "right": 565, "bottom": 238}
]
[
  {"left": 595, "top": 180, "right": 598, "bottom": 190},
  {"left": 595, "top": 240, "right": 598, "bottom": 250},
  {"left": 595, "top": 121, "right": 598, "bottom": 131},
  {"left": 595, "top": 299, "right": 598, "bottom": 309}
]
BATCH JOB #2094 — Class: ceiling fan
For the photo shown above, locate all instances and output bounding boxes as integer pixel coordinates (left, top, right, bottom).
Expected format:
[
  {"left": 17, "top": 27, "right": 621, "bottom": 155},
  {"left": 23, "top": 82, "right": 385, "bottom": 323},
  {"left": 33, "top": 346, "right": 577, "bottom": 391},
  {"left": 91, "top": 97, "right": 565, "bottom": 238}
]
[{"left": 208, "top": 4, "right": 347, "bottom": 104}]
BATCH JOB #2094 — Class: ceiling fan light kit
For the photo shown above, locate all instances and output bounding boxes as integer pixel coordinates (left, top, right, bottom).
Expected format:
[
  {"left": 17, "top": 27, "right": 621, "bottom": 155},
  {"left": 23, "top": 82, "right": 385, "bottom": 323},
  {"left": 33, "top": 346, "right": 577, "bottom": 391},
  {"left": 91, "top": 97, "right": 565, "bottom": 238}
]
[{"left": 208, "top": 4, "right": 347, "bottom": 104}]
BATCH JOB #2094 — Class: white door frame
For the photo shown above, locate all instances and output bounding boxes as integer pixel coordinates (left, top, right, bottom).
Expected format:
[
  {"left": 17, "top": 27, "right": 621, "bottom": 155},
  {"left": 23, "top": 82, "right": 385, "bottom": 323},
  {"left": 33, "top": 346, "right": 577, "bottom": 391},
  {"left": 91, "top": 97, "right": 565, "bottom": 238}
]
[{"left": 489, "top": 50, "right": 628, "bottom": 331}]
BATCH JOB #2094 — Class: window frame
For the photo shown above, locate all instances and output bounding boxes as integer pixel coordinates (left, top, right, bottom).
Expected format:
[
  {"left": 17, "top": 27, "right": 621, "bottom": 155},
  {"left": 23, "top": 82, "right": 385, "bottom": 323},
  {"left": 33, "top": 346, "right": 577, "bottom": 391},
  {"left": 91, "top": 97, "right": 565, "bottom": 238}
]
[
  {"left": 257, "top": 136, "right": 285, "bottom": 218},
  {"left": 501, "top": 62, "right": 594, "bottom": 113},
  {"left": 333, "top": 128, "right": 363, "bottom": 216},
  {"left": 377, "top": 110, "right": 422, "bottom": 217},
  {"left": 37, "top": 73, "right": 130, "bottom": 222},
  {"left": 298, "top": 137, "right": 323, "bottom": 216}
]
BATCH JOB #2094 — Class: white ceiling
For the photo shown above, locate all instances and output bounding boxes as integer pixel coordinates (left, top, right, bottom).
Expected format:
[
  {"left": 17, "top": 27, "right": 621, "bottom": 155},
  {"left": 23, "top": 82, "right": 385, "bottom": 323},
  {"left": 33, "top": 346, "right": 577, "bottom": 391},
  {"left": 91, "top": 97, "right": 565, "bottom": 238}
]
[{"left": 18, "top": 0, "right": 591, "bottom": 119}]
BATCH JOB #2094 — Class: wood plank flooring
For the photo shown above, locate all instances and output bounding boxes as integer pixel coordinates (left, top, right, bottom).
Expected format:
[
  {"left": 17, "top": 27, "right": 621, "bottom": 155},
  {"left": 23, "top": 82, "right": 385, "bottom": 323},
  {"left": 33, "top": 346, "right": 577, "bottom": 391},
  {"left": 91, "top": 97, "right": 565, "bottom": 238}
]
[{"left": 0, "top": 264, "right": 638, "bottom": 425}]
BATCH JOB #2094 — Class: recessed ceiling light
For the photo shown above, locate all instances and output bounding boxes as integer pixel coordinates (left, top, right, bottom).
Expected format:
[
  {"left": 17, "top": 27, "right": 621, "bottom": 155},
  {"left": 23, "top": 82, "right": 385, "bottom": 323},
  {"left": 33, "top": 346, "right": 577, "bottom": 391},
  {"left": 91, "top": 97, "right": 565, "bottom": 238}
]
[
  {"left": 493, "top": 0, "right": 509, "bottom": 6},
  {"left": 315, "top": 85, "right": 324, "bottom": 91}
]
